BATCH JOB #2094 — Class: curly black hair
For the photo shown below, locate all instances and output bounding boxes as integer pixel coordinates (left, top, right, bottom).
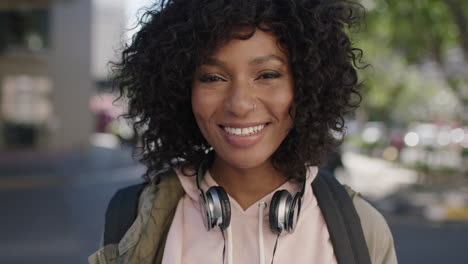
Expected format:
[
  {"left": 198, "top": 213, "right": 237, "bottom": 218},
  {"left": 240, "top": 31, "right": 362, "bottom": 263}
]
[{"left": 114, "top": 0, "right": 364, "bottom": 183}]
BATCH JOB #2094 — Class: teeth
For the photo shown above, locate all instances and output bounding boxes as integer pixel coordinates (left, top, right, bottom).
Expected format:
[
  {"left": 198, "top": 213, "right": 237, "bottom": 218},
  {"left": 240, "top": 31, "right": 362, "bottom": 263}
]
[{"left": 223, "top": 124, "right": 266, "bottom": 136}]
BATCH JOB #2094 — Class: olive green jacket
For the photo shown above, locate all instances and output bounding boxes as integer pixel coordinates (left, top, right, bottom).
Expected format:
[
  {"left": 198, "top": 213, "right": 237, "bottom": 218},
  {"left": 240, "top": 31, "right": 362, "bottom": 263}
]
[{"left": 89, "top": 173, "right": 398, "bottom": 264}]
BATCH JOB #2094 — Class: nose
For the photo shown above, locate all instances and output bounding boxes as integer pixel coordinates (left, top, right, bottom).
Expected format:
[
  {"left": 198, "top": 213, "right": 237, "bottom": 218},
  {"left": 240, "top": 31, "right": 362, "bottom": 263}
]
[{"left": 224, "top": 79, "right": 256, "bottom": 117}]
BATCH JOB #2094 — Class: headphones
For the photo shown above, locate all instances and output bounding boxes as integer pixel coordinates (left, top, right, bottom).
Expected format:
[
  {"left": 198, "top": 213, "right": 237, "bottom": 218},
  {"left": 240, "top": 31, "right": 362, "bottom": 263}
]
[{"left": 196, "top": 160, "right": 306, "bottom": 234}]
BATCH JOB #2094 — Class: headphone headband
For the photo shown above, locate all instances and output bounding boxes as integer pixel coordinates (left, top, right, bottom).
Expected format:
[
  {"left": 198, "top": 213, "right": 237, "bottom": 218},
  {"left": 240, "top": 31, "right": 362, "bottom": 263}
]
[{"left": 196, "top": 159, "right": 206, "bottom": 191}]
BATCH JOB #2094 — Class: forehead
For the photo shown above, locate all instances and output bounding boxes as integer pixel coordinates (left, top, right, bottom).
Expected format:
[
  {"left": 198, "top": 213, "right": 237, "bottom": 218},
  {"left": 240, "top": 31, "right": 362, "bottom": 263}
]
[{"left": 205, "top": 28, "right": 289, "bottom": 64}]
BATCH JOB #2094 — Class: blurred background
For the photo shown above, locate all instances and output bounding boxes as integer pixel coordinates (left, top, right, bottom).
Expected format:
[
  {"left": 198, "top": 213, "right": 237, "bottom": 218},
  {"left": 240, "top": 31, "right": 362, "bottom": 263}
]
[{"left": 0, "top": 0, "right": 466, "bottom": 263}]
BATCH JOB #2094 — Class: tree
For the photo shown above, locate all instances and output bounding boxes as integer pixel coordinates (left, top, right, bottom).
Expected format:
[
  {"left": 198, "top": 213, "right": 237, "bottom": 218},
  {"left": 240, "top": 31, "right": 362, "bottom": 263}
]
[{"left": 356, "top": 0, "right": 468, "bottom": 124}]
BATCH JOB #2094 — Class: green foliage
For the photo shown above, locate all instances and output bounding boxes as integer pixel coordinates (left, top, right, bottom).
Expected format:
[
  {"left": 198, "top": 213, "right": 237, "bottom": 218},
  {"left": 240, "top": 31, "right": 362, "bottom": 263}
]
[{"left": 354, "top": 0, "right": 468, "bottom": 124}]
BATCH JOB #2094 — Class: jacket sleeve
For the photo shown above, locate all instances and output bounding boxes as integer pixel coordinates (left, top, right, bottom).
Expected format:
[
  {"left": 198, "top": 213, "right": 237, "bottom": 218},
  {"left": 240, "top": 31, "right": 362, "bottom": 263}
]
[{"left": 353, "top": 195, "right": 398, "bottom": 264}]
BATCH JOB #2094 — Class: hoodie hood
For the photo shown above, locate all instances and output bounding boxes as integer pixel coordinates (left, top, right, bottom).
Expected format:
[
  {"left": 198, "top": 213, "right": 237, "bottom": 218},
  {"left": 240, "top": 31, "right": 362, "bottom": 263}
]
[
  {"left": 162, "top": 166, "right": 337, "bottom": 264},
  {"left": 177, "top": 166, "right": 319, "bottom": 219}
]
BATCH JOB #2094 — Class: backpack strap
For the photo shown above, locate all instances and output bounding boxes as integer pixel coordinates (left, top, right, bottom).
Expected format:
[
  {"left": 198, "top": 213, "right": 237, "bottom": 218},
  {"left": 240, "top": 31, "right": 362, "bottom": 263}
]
[
  {"left": 313, "top": 169, "right": 372, "bottom": 264},
  {"left": 103, "top": 182, "right": 146, "bottom": 246}
]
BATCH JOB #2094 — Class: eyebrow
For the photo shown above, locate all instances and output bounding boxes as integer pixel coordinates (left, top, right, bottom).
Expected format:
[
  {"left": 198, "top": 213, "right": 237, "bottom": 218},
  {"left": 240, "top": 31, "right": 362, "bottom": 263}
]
[
  {"left": 202, "top": 55, "right": 286, "bottom": 67},
  {"left": 249, "top": 55, "right": 286, "bottom": 65}
]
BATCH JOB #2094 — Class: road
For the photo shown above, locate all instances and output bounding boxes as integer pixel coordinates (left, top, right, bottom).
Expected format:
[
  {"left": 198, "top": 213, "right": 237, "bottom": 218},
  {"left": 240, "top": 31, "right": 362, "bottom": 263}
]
[
  {"left": 389, "top": 216, "right": 468, "bottom": 264},
  {"left": 0, "top": 171, "right": 142, "bottom": 264},
  {"left": 1, "top": 150, "right": 467, "bottom": 264}
]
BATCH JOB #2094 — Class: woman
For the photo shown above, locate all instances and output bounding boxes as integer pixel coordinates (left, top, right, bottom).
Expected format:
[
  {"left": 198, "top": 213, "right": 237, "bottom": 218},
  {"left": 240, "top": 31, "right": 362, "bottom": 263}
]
[{"left": 90, "top": 0, "right": 397, "bottom": 263}]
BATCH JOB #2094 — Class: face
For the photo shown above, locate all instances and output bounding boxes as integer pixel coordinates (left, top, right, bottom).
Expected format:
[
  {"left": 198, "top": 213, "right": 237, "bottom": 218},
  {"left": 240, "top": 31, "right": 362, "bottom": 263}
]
[{"left": 191, "top": 28, "right": 294, "bottom": 170}]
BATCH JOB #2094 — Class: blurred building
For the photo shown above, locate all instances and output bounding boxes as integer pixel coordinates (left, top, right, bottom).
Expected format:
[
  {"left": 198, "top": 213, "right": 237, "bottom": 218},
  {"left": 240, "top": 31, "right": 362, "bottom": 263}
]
[
  {"left": 92, "top": 0, "right": 126, "bottom": 81},
  {"left": 0, "top": 0, "right": 127, "bottom": 160}
]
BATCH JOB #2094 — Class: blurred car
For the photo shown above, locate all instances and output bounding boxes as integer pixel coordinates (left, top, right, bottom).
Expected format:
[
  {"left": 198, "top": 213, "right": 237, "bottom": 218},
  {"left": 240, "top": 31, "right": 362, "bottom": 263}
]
[{"left": 373, "top": 184, "right": 468, "bottom": 222}]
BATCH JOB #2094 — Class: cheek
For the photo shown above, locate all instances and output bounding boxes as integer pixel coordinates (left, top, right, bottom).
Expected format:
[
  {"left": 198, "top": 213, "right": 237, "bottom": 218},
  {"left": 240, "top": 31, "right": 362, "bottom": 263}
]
[
  {"left": 191, "top": 90, "right": 207, "bottom": 127},
  {"left": 285, "top": 94, "right": 295, "bottom": 121},
  {"left": 269, "top": 87, "right": 294, "bottom": 121},
  {"left": 283, "top": 81, "right": 295, "bottom": 120},
  {"left": 191, "top": 88, "right": 219, "bottom": 130}
]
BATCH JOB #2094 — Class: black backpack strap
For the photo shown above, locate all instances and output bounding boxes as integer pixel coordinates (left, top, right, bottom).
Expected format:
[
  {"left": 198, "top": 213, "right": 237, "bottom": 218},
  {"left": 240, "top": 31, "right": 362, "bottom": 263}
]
[
  {"left": 313, "top": 169, "right": 371, "bottom": 264},
  {"left": 103, "top": 182, "right": 146, "bottom": 246}
]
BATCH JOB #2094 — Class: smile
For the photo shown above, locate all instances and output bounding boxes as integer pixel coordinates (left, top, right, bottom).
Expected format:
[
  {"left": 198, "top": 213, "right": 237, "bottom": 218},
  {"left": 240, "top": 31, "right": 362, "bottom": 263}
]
[
  {"left": 218, "top": 122, "right": 270, "bottom": 148},
  {"left": 222, "top": 124, "right": 266, "bottom": 136}
]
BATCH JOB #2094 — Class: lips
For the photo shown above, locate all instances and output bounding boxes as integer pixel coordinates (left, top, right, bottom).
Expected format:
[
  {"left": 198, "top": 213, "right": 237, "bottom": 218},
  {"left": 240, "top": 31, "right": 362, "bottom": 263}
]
[
  {"left": 221, "top": 124, "right": 267, "bottom": 136},
  {"left": 218, "top": 122, "right": 270, "bottom": 148}
]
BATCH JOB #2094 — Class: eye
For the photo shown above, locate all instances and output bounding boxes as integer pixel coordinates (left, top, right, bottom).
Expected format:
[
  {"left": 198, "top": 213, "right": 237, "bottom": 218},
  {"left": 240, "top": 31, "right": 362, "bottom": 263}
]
[
  {"left": 199, "top": 74, "right": 226, "bottom": 83},
  {"left": 257, "top": 72, "right": 282, "bottom": 80}
]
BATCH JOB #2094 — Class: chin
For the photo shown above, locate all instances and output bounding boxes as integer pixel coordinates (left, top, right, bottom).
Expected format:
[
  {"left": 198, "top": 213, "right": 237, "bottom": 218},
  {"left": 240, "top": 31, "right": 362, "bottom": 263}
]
[{"left": 216, "top": 151, "right": 272, "bottom": 170}]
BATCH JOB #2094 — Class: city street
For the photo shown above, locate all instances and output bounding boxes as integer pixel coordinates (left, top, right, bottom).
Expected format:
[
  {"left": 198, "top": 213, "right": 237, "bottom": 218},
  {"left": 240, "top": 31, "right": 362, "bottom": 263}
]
[
  {"left": 1, "top": 0, "right": 467, "bottom": 263},
  {"left": 0, "top": 165, "right": 144, "bottom": 264},
  {"left": 1, "top": 148, "right": 467, "bottom": 264},
  {"left": 388, "top": 215, "right": 468, "bottom": 264}
]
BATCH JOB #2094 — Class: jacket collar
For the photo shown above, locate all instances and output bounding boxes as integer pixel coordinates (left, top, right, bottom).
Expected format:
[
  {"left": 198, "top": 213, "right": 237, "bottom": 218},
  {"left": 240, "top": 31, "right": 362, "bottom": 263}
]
[{"left": 117, "top": 170, "right": 185, "bottom": 263}]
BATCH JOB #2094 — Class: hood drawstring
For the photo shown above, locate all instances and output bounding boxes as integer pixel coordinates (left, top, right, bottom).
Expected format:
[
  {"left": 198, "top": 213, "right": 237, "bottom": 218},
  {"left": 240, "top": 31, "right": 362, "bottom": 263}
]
[
  {"left": 221, "top": 225, "right": 233, "bottom": 264},
  {"left": 258, "top": 202, "right": 267, "bottom": 264},
  {"left": 227, "top": 225, "right": 233, "bottom": 264},
  {"left": 224, "top": 202, "right": 267, "bottom": 264}
]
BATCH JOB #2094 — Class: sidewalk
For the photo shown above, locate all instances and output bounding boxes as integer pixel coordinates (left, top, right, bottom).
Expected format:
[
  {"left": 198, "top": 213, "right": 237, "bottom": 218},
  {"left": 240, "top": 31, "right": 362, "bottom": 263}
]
[
  {"left": 340, "top": 151, "right": 419, "bottom": 199},
  {"left": 342, "top": 152, "right": 468, "bottom": 223}
]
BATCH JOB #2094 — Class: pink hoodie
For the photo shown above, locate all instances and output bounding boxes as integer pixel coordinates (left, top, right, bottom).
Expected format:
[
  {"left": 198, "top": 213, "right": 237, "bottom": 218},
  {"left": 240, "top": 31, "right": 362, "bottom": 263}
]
[{"left": 162, "top": 166, "right": 337, "bottom": 264}]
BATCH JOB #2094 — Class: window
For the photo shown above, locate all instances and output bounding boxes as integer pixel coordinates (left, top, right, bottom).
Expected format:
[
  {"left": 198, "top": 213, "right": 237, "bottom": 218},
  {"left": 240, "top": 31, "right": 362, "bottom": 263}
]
[
  {"left": 1, "top": 75, "right": 52, "bottom": 148},
  {"left": 0, "top": 8, "right": 49, "bottom": 53}
]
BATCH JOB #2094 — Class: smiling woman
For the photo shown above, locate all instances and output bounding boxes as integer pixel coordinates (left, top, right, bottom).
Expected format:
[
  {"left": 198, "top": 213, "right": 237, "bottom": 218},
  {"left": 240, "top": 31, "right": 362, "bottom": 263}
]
[
  {"left": 192, "top": 29, "right": 295, "bottom": 209},
  {"left": 192, "top": 28, "right": 293, "bottom": 175},
  {"left": 89, "top": 1, "right": 398, "bottom": 264}
]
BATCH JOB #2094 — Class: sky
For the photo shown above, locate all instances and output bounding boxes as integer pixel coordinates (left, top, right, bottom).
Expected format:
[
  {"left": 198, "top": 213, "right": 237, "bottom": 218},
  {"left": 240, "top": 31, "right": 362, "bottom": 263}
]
[{"left": 124, "top": 0, "right": 154, "bottom": 38}]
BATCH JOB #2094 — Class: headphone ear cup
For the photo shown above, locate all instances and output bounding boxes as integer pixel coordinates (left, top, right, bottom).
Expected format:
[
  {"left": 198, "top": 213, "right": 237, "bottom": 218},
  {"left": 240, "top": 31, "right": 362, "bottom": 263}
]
[
  {"left": 269, "top": 191, "right": 281, "bottom": 234},
  {"left": 269, "top": 190, "right": 292, "bottom": 234},
  {"left": 199, "top": 191, "right": 213, "bottom": 231},
  {"left": 287, "top": 194, "right": 301, "bottom": 232},
  {"left": 212, "top": 186, "right": 231, "bottom": 230}
]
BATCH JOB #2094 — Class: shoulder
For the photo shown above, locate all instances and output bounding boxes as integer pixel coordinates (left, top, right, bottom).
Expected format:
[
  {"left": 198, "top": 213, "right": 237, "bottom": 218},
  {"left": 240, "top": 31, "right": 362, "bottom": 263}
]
[
  {"left": 138, "top": 168, "right": 184, "bottom": 210},
  {"left": 349, "top": 190, "right": 398, "bottom": 264},
  {"left": 103, "top": 168, "right": 182, "bottom": 247},
  {"left": 89, "top": 169, "right": 184, "bottom": 264}
]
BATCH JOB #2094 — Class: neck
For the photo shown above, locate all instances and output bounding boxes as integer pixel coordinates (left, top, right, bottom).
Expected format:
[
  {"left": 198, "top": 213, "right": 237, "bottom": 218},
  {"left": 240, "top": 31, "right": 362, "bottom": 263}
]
[{"left": 209, "top": 155, "right": 288, "bottom": 210}]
